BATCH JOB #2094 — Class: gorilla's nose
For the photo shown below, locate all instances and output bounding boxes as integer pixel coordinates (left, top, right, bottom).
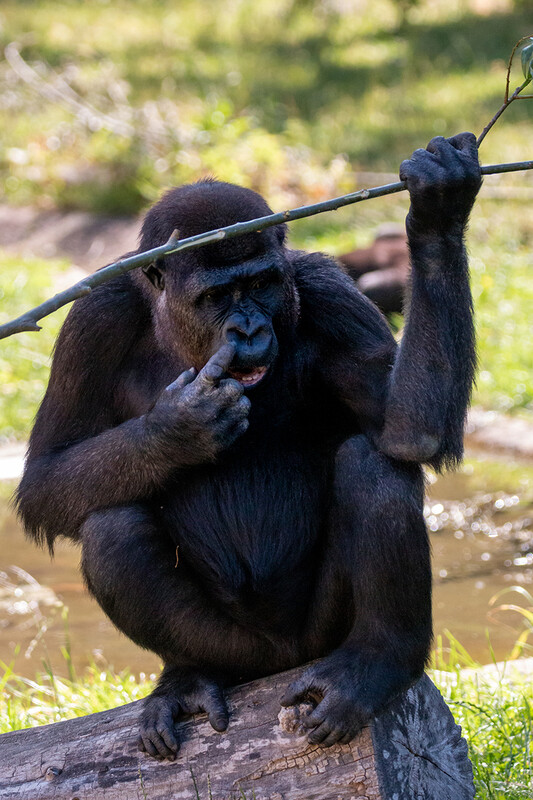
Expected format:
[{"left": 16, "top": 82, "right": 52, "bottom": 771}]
[{"left": 224, "top": 318, "right": 273, "bottom": 366}]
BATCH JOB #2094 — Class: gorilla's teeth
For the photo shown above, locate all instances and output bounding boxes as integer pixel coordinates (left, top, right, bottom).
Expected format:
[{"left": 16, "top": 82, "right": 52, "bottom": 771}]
[{"left": 232, "top": 367, "right": 268, "bottom": 386}]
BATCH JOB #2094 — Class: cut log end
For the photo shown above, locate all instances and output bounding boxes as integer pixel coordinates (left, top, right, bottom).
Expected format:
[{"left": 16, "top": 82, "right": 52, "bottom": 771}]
[{"left": 0, "top": 669, "right": 474, "bottom": 800}]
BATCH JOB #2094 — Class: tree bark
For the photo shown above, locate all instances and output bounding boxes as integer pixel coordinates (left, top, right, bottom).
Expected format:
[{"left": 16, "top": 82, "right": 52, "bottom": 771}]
[{"left": 0, "top": 667, "right": 474, "bottom": 800}]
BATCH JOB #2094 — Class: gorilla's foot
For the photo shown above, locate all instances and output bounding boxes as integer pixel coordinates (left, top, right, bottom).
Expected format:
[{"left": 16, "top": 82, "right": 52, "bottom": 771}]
[
  {"left": 137, "top": 693, "right": 181, "bottom": 760},
  {"left": 138, "top": 666, "right": 229, "bottom": 760}
]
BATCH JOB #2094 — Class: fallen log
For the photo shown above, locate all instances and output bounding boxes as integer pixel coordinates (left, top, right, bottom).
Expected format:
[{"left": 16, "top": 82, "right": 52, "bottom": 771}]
[{"left": 0, "top": 666, "right": 474, "bottom": 800}]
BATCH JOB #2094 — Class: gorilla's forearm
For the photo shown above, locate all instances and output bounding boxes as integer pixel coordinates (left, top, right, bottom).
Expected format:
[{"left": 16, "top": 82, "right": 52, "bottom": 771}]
[
  {"left": 378, "top": 230, "right": 475, "bottom": 469},
  {"left": 17, "top": 416, "right": 183, "bottom": 545}
]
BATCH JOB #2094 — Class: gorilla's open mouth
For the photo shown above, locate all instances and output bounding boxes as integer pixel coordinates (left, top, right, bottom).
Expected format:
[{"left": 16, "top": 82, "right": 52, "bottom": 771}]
[{"left": 227, "top": 366, "right": 268, "bottom": 387}]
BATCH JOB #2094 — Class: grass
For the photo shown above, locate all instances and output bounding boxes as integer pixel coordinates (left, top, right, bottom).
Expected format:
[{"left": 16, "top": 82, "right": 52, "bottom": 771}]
[
  {"left": 0, "top": 656, "right": 153, "bottom": 734},
  {"left": 0, "top": 253, "right": 69, "bottom": 444},
  {"left": 1, "top": 630, "right": 532, "bottom": 799},
  {"left": 433, "top": 633, "right": 533, "bottom": 799}
]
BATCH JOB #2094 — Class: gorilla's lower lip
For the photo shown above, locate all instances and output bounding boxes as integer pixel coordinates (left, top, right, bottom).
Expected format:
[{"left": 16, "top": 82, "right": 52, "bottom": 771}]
[{"left": 228, "top": 366, "right": 268, "bottom": 386}]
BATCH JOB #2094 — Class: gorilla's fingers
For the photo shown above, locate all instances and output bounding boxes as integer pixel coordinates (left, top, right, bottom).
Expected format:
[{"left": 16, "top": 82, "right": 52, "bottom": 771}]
[
  {"left": 447, "top": 131, "right": 477, "bottom": 152},
  {"left": 399, "top": 159, "right": 411, "bottom": 182},
  {"left": 307, "top": 721, "right": 332, "bottom": 745},
  {"left": 280, "top": 676, "right": 310, "bottom": 707},
  {"left": 235, "top": 395, "right": 252, "bottom": 417},
  {"left": 140, "top": 729, "right": 167, "bottom": 758},
  {"left": 231, "top": 419, "right": 250, "bottom": 439},
  {"left": 426, "top": 135, "right": 447, "bottom": 155},
  {"left": 321, "top": 728, "right": 345, "bottom": 748},
  {"left": 199, "top": 344, "right": 237, "bottom": 385},
  {"left": 204, "top": 687, "right": 230, "bottom": 732},
  {"left": 218, "top": 377, "right": 244, "bottom": 401},
  {"left": 166, "top": 367, "right": 197, "bottom": 393},
  {"left": 339, "top": 731, "right": 354, "bottom": 745},
  {"left": 302, "top": 704, "right": 328, "bottom": 729},
  {"left": 400, "top": 153, "right": 430, "bottom": 182},
  {"left": 139, "top": 738, "right": 158, "bottom": 757},
  {"left": 138, "top": 695, "right": 180, "bottom": 760},
  {"left": 158, "top": 718, "right": 179, "bottom": 754}
]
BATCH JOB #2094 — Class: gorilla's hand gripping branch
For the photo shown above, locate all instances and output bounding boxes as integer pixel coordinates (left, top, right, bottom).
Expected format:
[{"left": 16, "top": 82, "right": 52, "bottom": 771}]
[{"left": 0, "top": 159, "right": 532, "bottom": 342}]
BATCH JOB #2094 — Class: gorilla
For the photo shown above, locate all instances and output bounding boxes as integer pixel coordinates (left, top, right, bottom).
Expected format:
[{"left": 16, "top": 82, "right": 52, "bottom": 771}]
[{"left": 17, "top": 132, "right": 481, "bottom": 759}]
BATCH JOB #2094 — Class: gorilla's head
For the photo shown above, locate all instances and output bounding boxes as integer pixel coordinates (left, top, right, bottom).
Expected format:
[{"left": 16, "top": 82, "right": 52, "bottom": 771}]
[{"left": 138, "top": 180, "right": 299, "bottom": 388}]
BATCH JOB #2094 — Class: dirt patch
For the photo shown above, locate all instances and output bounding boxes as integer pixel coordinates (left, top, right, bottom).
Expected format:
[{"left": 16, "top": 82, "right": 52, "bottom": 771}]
[{"left": 0, "top": 204, "right": 140, "bottom": 272}]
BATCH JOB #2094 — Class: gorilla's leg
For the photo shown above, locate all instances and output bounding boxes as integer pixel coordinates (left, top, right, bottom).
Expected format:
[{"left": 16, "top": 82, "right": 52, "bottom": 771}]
[
  {"left": 80, "top": 505, "right": 289, "bottom": 758},
  {"left": 286, "top": 434, "right": 432, "bottom": 747}
]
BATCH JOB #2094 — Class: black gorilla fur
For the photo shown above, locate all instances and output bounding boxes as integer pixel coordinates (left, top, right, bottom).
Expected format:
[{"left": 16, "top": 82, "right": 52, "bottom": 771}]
[{"left": 17, "top": 133, "right": 481, "bottom": 758}]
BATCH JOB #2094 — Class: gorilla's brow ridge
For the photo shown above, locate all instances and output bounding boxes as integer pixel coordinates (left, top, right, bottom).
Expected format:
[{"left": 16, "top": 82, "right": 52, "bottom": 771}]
[{"left": 195, "top": 260, "right": 282, "bottom": 291}]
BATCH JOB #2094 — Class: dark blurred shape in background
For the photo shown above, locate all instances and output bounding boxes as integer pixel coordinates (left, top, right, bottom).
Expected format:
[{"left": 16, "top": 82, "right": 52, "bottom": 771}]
[{"left": 338, "top": 224, "right": 409, "bottom": 315}]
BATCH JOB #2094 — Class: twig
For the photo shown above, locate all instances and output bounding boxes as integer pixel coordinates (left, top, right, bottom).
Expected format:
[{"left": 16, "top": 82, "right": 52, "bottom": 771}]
[
  {"left": 477, "top": 35, "right": 533, "bottom": 146},
  {"left": 477, "top": 80, "right": 531, "bottom": 146},
  {"left": 1, "top": 160, "right": 533, "bottom": 341}
]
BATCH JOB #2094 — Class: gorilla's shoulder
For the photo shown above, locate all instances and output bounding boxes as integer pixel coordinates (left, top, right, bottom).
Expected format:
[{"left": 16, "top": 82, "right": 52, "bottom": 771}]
[
  {"left": 288, "top": 249, "right": 395, "bottom": 348},
  {"left": 55, "top": 270, "right": 150, "bottom": 363}
]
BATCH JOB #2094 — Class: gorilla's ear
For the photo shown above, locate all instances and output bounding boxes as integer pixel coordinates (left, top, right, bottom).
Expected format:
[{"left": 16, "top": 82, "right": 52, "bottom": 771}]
[{"left": 142, "top": 258, "right": 165, "bottom": 291}]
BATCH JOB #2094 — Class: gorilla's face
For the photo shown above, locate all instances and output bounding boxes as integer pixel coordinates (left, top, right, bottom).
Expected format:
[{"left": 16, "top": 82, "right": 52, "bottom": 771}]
[
  {"left": 139, "top": 181, "right": 297, "bottom": 385},
  {"left": 189, "top": 251, "right": 286, "bottom": 387},
  {"left": 147, "top": 247, "right": 294, "bottom": 389}
]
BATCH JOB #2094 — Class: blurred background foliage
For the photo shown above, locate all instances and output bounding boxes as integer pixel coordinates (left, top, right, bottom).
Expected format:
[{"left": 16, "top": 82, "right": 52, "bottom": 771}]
[
  {"left": 0, "top": 0, "right": 533, "bottom": 439},
  {"left": 1, "top": 0, "right": 533, "bottom": 211}
]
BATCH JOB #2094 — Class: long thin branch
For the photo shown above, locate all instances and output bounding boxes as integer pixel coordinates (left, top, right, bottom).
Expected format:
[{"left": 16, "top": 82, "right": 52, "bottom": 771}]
[{"left": 1, "top": 159, "right": 533, "bottom": 341}]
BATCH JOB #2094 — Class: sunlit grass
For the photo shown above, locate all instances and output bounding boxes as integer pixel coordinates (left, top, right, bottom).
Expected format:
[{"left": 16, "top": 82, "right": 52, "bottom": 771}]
[
  {"left": 0, "top": 0, "right": 532, "bottom": 210},
  {"left": 432, "top": 631, "right": 533, "bottom": 800},
  {"left": 0, "top": 654, "right": 153, "bottom": 734},
  {"left": 0, "top": 254, "right": 69, "bottom": 442}
]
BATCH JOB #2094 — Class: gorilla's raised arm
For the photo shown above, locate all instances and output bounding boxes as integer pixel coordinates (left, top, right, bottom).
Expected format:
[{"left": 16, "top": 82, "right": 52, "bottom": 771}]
[
  {"left": 297, "top": 132, "right": 480, "bottom": 470},
  {"left": 379, "top": 133, "right": 479, "bottom": 468}
]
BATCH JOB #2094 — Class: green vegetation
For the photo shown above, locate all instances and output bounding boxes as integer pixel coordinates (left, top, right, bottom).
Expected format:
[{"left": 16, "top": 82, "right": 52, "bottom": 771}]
[
  {"left": 0, "top": 654, "right": 152, "bottom": 734},
  {"left": 461, "top": 455, "right": 533, "bottom": 497},
  {"left": 0, "top": 0, "right": 532, "bottom": 209},
  {"left": 433, "top": 633, "right": 533, "bottom": 800},
  {"left": 0, "top": 254, "right": 68, "bottom": 443}
]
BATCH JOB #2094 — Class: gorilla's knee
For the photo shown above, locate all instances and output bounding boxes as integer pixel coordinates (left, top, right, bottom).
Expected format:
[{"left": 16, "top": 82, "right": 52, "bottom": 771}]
[
  {"left": 334, "top": 435, "right": 424, "bottom": 513},
  {"left": 80, "top": 505, "right": 146, "bottom": 600}
]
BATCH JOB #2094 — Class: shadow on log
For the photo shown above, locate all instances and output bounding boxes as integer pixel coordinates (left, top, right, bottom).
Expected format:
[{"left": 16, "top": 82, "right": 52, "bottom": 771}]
[{"left": 0, "top": 666, "right": 474, "bottom": 800}]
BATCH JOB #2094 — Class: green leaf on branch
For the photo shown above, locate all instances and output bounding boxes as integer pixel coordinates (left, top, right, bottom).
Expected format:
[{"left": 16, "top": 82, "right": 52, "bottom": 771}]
[{"left": 520, "top": 38, "right": 533, "bottom": 83}]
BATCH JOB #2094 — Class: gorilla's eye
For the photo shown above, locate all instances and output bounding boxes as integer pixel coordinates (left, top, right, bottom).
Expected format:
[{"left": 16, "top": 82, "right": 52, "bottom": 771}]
[
  {"left": 251, "top": 276, "right": 269, "bottom": 292},
  {"left": 202, "top": 287, "right": 224, "bottom": 304}
]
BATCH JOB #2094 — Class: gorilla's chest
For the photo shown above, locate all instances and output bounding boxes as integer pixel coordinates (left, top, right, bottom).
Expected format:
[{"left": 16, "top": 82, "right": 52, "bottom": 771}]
[{"left": 159, "top": 439, "right": 329, "bottom": 629}]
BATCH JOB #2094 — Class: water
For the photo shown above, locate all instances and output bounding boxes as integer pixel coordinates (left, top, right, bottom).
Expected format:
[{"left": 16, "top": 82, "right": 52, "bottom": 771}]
[{"left": 1, "top": 453, "right": 532, "bottom": 679}]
